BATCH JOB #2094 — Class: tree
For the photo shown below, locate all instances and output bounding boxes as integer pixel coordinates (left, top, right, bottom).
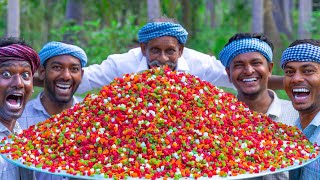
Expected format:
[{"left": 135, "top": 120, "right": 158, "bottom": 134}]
[
  {"left": 272, "top": 0, "right": 293, "bottom": 40},
  {"left": 63, "top": 0, "right": 84, "bottom": 43},
  {"left": 251, "top": 0, "right": 264, "bottom": 33},
  {"left": 147, "top": 0, "right": 161, "bottom": 20},
  {"left": 7, "top": 0, "right": 20, "bottom": 37},
  {"left": 264, "top": 0, "right": 282, "bottom": 59},
  {"left": 298, "top": 0, "right": 312, "bottom": 39}
]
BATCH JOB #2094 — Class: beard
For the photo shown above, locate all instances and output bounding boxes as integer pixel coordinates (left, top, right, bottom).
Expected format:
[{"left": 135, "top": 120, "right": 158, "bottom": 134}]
[
  {"left": 44, "top": 78, "right": 75, "bottom": 104},
  {"left": 148, "top": 60, "right": 177, "bottom": 70}
]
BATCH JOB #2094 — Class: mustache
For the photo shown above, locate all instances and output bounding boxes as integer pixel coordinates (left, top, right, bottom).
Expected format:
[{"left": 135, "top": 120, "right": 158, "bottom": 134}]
[{"left": 148, "top": 60, "right": 177, "bottom": 69}]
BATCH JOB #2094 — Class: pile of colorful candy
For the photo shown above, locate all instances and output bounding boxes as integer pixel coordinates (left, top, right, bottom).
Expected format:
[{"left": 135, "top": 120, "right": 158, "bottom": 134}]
[{"left": 0, "top": 67, "right": 319, "bottom": 179}]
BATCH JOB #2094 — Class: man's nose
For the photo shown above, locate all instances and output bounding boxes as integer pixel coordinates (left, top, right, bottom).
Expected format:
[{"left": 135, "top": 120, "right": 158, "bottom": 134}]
[
  {"left": 291, "top": 71, "right": 304, "bottom": 84},
  {"left": 61, "top": 69, "right": 72, "bottom": 80},
  {"left": 244, "top": 65, "right": 255, "bottom": 75},
  {"left": 158, "top": 52, "right": 169, "bottom": 63},
  {"left": 11, "top": 74, "right": 24, "bottom": 89}
]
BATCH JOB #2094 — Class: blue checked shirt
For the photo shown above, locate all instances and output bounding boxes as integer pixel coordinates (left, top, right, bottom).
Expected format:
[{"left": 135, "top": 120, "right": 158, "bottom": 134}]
[
  {"left": 0, "top": 122, "right": 35, "bottom": 180},
  {"left": 290, "top": 112, "right": 320, "bottom": 180},
  {"left": 17, "top": 92, "right": 82, "bottom": 180}
]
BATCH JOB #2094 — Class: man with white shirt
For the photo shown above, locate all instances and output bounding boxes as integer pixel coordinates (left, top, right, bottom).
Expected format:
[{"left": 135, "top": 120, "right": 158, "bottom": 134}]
[
  {"left": 219, "top": 33, "right": 299, "bottom": 180},
  {"left": 74, "top": 18, "right": 283, "bottom": 94}
]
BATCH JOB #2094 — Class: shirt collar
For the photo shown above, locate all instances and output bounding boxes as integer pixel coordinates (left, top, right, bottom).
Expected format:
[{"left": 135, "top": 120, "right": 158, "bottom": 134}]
[
  {"left": 33, "top": 92, "right": 81, "bottom": 117},
  {"left": 0, "top": 121, "right": 22, "bottom": 135},
  {"left": 266, "top": 90, "right": 281, "bottom": 119},
  {"left": 138, "top": 55, "right": 190, "bottom": 73},
  {"left": 296, "top": 111, "right": 320, "bottom": 129}
]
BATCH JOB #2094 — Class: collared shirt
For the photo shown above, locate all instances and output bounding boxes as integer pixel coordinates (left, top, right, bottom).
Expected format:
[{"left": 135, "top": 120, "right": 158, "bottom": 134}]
[
  {"left": 18, "top": 92, "right": 82, "bottom": 130},
  {"left": 77, "top": 47, "right": 233, "bottom": 93},
  {"left": 290, "top": 112, "right": 320, "bottom": 180},
  {"left": 17, "top": 92, "right": 82, "bottom": 180},
  {"left": 0, "top": 122, "right": 34, "bottom": 180},
  {"left": 266, "top": 90, "right": 299, "bottom": 126}
]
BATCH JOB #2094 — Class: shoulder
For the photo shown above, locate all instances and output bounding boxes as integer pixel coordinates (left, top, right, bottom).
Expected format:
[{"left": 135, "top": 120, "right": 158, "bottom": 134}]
[
  {"left": 19, "top": 98, "right": 43, "bottom": 120},
  {"left": 73, "top": 96, "right": 84, "bottom": 103},
  {"left": 107, "top": 47, "right": 143, "bottom": 63},
  {"left": 23, "top": 98, "right": 39, "bottom": 112}
]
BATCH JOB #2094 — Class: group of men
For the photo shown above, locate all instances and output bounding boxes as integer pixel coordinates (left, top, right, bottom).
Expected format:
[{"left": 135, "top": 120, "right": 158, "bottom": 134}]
[{"left": 0, "top": 17, "right": 318, "bottom": 180}]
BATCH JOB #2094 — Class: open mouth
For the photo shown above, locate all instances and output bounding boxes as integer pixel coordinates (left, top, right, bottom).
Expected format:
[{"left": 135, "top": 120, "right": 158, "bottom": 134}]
[
  {"left": 6, "top": 93, "right": 23, "bottom": 109},
  {"left": 56, "top": 83, "right": 72, "bottom": 93},
  {"left": 292, "top": 88, "right": 310, "bottom": 100}
]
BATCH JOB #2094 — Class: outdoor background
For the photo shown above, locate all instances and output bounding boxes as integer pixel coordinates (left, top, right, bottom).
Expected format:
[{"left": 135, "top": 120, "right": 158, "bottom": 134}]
[{"left": 1, "top": 0, "right": 320, "bottom": 99}]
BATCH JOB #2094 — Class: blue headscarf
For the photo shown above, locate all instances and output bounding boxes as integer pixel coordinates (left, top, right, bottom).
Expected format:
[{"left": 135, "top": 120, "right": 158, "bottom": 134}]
[
  {"left": 39, "top": 41, "right": 87, "bottom": 67},
  {"left": 219, "top": 38, "right": 273, "bottom": 68},
  {"left": 280, "top": 43, "right": 320, "bottom": 69},
  {"left": 138, "top": 22, "right": 188, "bottom": 44}
]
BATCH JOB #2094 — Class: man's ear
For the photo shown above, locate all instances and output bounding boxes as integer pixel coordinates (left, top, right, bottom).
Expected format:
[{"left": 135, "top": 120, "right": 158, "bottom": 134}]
[
  {"left": 178, "top": 44, "right": 184, "bottom": 57},
  {"left": 38, "top": 65, "right": 46, "bottom": 81},
  {"left": 81, "top": 69, "right": 84, "bottom": 78},
  {"left": 140, "top": 43, "right": 147, "bottom": 56},
  {"left": 268, "top": 62, "right": 274, "bottom": 78},
  {"left": 226, "top": 68, "right": 232, "bottom": 83}
]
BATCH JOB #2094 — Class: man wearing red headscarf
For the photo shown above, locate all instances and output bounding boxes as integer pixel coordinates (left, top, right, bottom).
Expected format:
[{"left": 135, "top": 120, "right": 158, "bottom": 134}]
[{"left": 0, "top": 37, "right": 40, "bottom": 180}]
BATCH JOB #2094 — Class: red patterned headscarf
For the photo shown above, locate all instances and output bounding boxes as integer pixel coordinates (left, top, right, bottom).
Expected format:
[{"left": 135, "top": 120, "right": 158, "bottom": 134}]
[{"left": 0, "top": 44, "right": 40, "bottom": 74}]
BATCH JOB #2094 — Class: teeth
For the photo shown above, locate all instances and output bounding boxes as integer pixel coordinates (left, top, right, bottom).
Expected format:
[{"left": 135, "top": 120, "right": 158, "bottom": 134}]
[
  {"left": 292, "top": 88, "right": 309, "bottom": 93},
  {"left": 56, "top": 84, "right": 71, "bottom": 89},
  {"left": 7, "top": 96, "right": 21, "bottom": 109},
  {"left": 12, "top": 93, "right": 22, "bottom": 96},
  {"left": 242, "top": 78, "right": 257, "bottom": 82}
]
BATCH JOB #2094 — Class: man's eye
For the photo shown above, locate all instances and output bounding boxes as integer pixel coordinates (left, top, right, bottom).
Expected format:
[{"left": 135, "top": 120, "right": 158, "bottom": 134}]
[
  {"left": 21, "top": 72, "right": 30, "bottom": 79},
  {"left": 151, "top": 48, "right": 159, "bottom": 53},
  {"left": 233, "top": 64, "right": 243, "bottom": 68},
  {"left": 72, "top": 67, "right": 80, "bottom": 72},
  {"left": 304, "top": 69, "right": 315, "bottom": 74},
  {"left": 2, "top": 71, "right": 11, "bottom": 77},
  {"left": 284, "top": 70, "right": 294, "bottom": 75},
  {"left": 52, "top": 66, "right": 62, "bottom": 70},
  {"left": 166, "top": 49, "right": 175, "bottom": 55}
]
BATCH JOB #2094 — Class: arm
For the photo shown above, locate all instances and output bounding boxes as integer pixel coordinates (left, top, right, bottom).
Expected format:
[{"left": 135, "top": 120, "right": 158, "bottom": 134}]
[
  {"left": 268, "top": 75, "right": 284, "bottom": 90},
  {"left": 77, "top": 57, "right": 119, "bottom": 94}
]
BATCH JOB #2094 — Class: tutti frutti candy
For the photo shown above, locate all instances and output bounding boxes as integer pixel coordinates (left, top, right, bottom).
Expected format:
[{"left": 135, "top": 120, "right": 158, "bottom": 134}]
[{"left": 1, "top": 67, "right": 318, "bottom": 179}]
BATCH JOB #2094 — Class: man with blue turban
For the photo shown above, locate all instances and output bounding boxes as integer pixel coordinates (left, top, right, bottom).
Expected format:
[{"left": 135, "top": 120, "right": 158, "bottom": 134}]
[
  {"left": 281, "top": 39, "right": 320, "bottom": 180},
  {"left": 18, "top": 41, "right": 87, "bottom": 180},
  {"left": 219, "top": 33, "right": 299, "bottom": 180},
  {"left": 71, "top": 17, "right": 235, "bottom": 93}
]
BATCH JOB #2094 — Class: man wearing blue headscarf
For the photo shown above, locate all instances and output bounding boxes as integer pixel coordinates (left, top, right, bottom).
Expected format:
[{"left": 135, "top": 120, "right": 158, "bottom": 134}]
[
  {"left": 219, "top": 33, "right": 299, "bottom": 180},
  {"left": 18, "top": 41, "right": 87, "bottom": 180},
  {"left": 281, "top": 39, "right": 320, "bottom": 180},
  {"left": 72, "top": 17, "right": 235, "bottom": 93}
]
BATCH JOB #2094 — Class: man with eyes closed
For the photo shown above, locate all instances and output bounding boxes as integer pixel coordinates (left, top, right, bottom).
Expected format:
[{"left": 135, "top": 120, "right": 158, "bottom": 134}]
[
  {"left": 281, "top": 39, "right": 320, "bottom": 180},
  {"left": 18, "top": 41, "right": 87, "bottom": 180},
  {"left": 219, "top": 33, "right": 299, "bottom": 180},
  {"left": 0, "top": 37, "right": 40, "bottom": 179}
]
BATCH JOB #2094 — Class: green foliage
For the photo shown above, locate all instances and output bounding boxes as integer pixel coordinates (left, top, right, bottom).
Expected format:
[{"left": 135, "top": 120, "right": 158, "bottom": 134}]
[
  {"left": 50, "top": 17, "right": 140, "bottom": 65},
  {"left": 311, "top": 11, "right": 320, "bottom": 39},
  {"left": 0, "top": 0, "right": 7, "bottom": 36}
]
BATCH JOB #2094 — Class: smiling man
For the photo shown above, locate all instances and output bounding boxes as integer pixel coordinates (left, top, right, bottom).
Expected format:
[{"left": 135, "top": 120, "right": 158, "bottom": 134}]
[
  {"left": 0, "top": 37, "right": 40, "bottom": 179},
  {"left": 71, "top": 17, "right": 234, "bottom": 94},
  {"left": 281, "top": 39, "right": 320, "bottom": 180},
  {"left": 219, "top": 33, "right": 299, "bottom": 180},
  {"left": 17, "top": 41, "right": 87, "bottom": 180}
]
